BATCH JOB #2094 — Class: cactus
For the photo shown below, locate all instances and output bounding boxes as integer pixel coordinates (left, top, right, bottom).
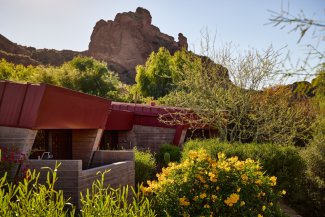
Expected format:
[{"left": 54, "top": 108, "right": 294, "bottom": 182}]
[{"left": 164, "top": 152, "right": 171, "bottom": 165}]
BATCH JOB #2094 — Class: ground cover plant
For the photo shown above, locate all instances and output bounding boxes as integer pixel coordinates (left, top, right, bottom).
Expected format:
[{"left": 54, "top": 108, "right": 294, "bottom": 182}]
[
  {"left": 0, "top": 164, "right": 74, "bottom": 217},
  {"left": 142, "top": 149, "right": 286, "bottom": 217},
  {"left": 79, "top": 170, "right": 155, "bottom": 217},
  {"left": 0, "top": 163, "right": 156, "bottom": 216}
]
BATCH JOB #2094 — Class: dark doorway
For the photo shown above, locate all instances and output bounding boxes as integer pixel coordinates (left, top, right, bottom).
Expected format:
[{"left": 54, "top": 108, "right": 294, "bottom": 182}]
[{"left": 50, "top": 130, "right": 72, "bottom": 160}]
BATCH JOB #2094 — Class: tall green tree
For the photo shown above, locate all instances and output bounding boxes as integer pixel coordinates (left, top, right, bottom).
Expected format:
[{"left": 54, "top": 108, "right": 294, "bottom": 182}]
[
  {"left": 135, "top": 48, "right": 205, "bottom": 99},
  {"left": 135, "top": 47, "right": 174, "bottom": 99},
  {"left": 0, "top": 57, "right": 125, "bottom": 101}
]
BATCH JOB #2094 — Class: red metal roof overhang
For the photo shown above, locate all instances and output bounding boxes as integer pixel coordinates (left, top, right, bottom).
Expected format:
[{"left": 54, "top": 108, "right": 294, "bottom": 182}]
[
  {"left": 0, "top": 81, "right": 111, "bottom": 129},
  {"left": 105, "top": 110, "right": 134, "bottom": 130},
  {"left": 109, "top": 102, "right": 183, "bottom": 129}
]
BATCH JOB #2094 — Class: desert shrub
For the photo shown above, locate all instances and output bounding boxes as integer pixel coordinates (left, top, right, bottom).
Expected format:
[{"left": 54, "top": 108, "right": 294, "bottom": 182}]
[
  {"left": 134, "top": 148, "right": 156, "bottom": 185},
  {"left": 297, "top": 72, "right": 325, "bottom": 217},
  {"left": 79, "top": 170, "right": 155, "bottom": 217},
  {"left": 0, "top": 164, "right": 74, "bottom": 217},
  {"left": 156, "top": 144, "right": 181, "bottom": 167},
  {"left": 182, "top": 139, "right": 305, "bottom": 198},
  {"left": 296, "top": 133, "right": 325, "bottom": 216},
  {"left": 142, "top": 149, "right": 285, "bottom": 217}
]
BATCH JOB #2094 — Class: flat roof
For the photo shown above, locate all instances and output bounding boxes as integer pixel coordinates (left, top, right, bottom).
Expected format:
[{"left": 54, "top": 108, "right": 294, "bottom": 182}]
[{"left": 0, "top": 81, "right": 111, "bottom": 129}]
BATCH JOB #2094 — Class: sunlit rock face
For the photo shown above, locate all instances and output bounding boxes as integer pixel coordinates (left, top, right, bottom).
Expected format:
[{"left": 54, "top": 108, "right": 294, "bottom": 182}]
[{"left": 88, "top": 7, "right": 188, "bottom": 84}]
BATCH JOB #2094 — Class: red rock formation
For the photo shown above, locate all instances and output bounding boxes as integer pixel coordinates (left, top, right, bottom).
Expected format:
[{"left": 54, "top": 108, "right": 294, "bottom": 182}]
[{"left": 87, "top": 7, "right": 188, "bottom": 84}]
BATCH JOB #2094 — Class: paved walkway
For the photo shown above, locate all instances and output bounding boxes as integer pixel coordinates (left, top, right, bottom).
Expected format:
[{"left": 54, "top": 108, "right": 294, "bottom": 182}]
[{"left": 280, "top": 202, "right": 302, "bottom": 217}]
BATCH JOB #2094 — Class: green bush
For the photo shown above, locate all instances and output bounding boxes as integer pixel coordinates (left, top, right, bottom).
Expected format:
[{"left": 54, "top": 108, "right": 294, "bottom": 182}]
[
  {"left": 79, "top": 170, "right": 155, "bottom": 217},
  {"left": 134, "top": 148, "right": 156, "bottom": 185},
  {"left": 0, "top": 163, "right": 74, "bottom": 217},
  {"left": 156, "top": 144, "right": 181, "bottom": 167},
  {"left": 142, "top": 149, "right": 286, "bottom": 217}
]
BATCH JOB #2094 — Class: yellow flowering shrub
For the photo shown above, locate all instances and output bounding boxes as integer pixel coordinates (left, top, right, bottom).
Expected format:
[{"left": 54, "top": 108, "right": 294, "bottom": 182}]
[{"left": 142, "top": 149, "right": 285, "bottom": 217}]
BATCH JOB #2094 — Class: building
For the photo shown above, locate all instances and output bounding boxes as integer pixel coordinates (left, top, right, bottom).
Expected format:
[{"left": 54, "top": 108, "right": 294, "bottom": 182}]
[
  {"left": 0, "top": 80, "right": 214, "bottom": 206},
  {"left": 0, "top": 81, "right": 133, "bottom": 206}
]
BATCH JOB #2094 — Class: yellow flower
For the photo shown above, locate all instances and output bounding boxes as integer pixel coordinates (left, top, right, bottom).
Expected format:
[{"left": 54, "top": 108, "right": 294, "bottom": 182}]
[
  {"left": 224, "top": 193, "right": 240, "bottom": 206},
  {"left": 255, "top": 179, "right": 262, "bottom": 185},
  {"left": 208, "top": 172, "right": 217, "bottom": 182},
  {"left": 196, "top": 174, "right": 206, "bottom": 183},
  {"left": 234, "top": 161, "right": 244, "bottom": 170},
  {"left": 140, "top": 186, "right": 147, "bottom": 193},
  {"left": 193, "top": 196, "right": 199, "bottom": 201},
  {"left": 245, "top": 158, "right": 254, "bottom": 164},
  {"left": 282, "top": 190, "right": 286, "bottom": 195},
  {"left": 179, "top": 196, "right": 190, "bottom": 206},
  {"left": 217, "top": 152, "right": 226, "bottom": 159},
  {"left": 269, "top": 202, "right": 273, "bottom": 206},
  {"left": 262, "top": 205, "right": 266, "bottom": 211},
  {"left": 216, "top": 186, "right": 220, "bottom": 191},
  {"left": 241, "top": 174, "right": 248, "bottom": 182},
  {"left": 270, "top": 176, "right": 277, "bottom": 186},
  {"left": 211, "top": 162, "right": 218, "bottom": 168},
  {"left": 237, "top": 187, "right": 241, "bottom": 192},
  {"left": 211, "top": 195, "right": 217, "bottom": 202},
  {"left": 204, "top": 204, "right": 210, "bottom": 209},
  {"left": 240, "top": 201, "right": 245, "bottom": 206},
  {"left": 200, "top": 193, "right": 207, "bottom": 199},
  {"left": 188, "top": 151, "right": 198, "bottom": 159},
  {"left": 257, "top": 191, "right": 265, "bottom": 198},
  {"left": 258, "top": 214, "right": 263, "bottom": 217}
]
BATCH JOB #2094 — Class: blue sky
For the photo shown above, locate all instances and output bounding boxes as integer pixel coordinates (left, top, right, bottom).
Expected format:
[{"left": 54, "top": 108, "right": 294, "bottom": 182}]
[{"left": 0, "top": 0, "right": 324, "bottom": 80}]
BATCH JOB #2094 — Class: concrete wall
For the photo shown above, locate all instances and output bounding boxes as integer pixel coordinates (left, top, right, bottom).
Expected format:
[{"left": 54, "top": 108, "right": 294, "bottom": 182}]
[
  {"left": 118, "top": 125, "right": 176, "bottom": 152},
  {"left": 0, "top": 126, "right": 37, "bottom": 177},
  {"left": 72, "top": 129, "right": 103, "bottom": 169},
  {"left": 26, "top": 160, "right": 81, "bottom": 205},
  {"left": 79, "top": 161, "right": 134, "bottom": 207},
  {"left": 25, "top": 157, "right": 134, "bottom": 208},
  {"left": 178, "top": 129, "right": 187, "bottom": 147},
  {"left": 91, "top": 150, "right": 134, "bottom": 167}
]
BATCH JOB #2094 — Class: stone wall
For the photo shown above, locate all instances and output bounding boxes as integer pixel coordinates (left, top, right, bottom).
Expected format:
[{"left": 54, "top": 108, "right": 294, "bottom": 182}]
[
  {"left": 91, "top": 150, "right": 134, "bottom": 167},
  {"left": 25, "top": 155, "right": 134, "bottom": 208},
  {"left": 0, "top": 126, "right": 37, "bottom": 177},
  {"left": 26, "top": 160, "right": 81, "bottom": 205},
  {"left": 118, "top": 125, "right": 176, "bottom": 152},
  {"left": 72, "top": 129, "right": 103, "bottom": 169}
]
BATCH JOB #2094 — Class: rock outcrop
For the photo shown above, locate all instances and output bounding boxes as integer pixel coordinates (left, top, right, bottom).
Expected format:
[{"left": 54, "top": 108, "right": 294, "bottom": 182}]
[
  {"left": 0, "top": 34, "right": 81, "bottom": 66},
  {"left": 87, "top": 7, "right": 188, "bottom": 84},
  {"left": 0, "top": 7, "right": 188, "bottom": 84}
]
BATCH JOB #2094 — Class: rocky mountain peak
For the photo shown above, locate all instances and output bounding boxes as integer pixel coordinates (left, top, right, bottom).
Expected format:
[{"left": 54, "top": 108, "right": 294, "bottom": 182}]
[{"left": 87, "top": 7, "right": 188, "bottom": 84}]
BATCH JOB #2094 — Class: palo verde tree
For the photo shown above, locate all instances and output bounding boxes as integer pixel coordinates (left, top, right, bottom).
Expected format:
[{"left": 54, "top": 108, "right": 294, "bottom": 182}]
[
  {"left": 158, "top": 40, "right": 314, "bottom": 145},
  {"left": 269, "top": 4, "right": 325, "bottom": 77}
]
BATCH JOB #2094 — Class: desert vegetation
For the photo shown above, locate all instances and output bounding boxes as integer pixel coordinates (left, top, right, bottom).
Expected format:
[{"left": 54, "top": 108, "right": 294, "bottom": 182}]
[{"left": 1, "top": 4, "right": 324, "bottom": 216}]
